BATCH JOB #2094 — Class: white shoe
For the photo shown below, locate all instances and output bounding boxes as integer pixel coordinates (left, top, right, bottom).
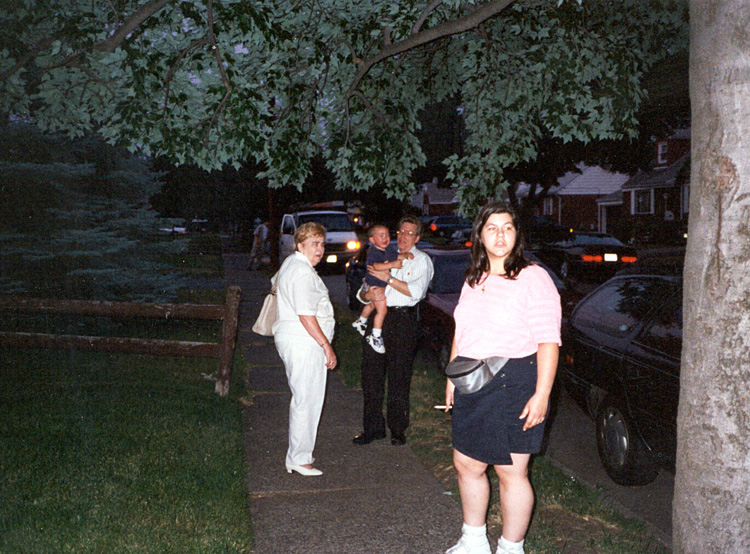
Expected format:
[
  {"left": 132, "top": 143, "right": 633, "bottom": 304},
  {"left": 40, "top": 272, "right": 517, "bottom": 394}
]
[
  {"left": 285, "top": 464, "right": 322, "bottom": 476},
  {"left": 446, "top": 536, "right": 491, "bottom": 554},
  {"left": 366, "top": 334, "right": 385, "bottom": 354},
  {"left": 352, "top": 319, "right": 367, "bottom": 336}
]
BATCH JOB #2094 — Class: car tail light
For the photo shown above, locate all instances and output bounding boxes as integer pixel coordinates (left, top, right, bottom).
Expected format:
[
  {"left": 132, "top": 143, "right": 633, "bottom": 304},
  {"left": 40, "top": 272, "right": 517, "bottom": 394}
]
[
  {"left": 581, "top": 254, "right": 603, "bottom": 262},
  {"left": 346, "top": 240, "right": 360, "bottom": 250},
  {"left": 621, "top": 256, "right": 637, "bottom": 263},
  {"left": 430, "top": 223, "right": 437, "bottom": 232},
  {"left": 464, "top": 240, "right": 473, "bottom": 247}
]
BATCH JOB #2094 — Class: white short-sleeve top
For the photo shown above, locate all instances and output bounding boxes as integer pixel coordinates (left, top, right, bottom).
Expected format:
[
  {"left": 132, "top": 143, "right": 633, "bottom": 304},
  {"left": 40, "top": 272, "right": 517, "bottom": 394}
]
[{"left": 272, "top": 251, "right": 335, "bottom": 341}]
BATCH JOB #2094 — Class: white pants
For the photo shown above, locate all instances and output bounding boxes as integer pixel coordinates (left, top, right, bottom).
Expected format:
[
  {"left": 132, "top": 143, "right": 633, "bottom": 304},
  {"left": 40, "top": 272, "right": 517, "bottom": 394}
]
[{"left": 274, "top": 333, "right": 327, "bottom": 466}]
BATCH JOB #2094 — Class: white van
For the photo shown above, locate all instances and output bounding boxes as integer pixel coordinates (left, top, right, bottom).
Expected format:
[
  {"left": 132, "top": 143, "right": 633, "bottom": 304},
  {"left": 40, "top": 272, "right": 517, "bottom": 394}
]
[{"left": 279, "top": 211, "right": 360, "bottom": 271}]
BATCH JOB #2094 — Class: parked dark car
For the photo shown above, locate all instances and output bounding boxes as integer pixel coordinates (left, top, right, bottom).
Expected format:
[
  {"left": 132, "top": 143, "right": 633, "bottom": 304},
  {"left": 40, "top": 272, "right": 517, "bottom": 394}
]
[
  {"left": 418, "top": 249, "right": 582, "bottom": 370},
  {"left": 561, "top": 271, "right": 682, "bottom": 486},
  {"left": 536, "top": 231, "right": 638, "bottom": 283},
  {"left": 425, "top": 216, "right": 473, "bottom": 238},
  {"left": 343, "top": 239, "right": 434, "bottom": 311},
  {"left": 449, "top": 227, "right": 472, "bottom": 247},
  {"left": 524, "top": 215, "right": 571, "bottom": 246}
]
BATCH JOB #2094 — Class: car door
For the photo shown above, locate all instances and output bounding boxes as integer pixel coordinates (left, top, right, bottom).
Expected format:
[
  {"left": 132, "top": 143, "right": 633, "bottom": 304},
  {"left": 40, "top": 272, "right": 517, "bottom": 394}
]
[
  {"left": 619, "top": 286, "right": 682, "bottom": 465},
  {"left": 567, "top": 277, "right": 652, "bottom": 403}
]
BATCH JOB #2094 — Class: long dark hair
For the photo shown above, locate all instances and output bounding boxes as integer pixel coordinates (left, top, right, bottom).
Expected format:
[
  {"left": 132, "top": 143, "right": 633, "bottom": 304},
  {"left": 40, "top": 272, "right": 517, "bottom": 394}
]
[{"left": 466, "top": 202, "right": 529, "bottom": 287}]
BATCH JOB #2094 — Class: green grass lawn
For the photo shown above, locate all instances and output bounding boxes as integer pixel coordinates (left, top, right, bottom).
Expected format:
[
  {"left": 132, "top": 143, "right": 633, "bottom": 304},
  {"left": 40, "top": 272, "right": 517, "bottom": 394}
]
[
  {"left": 0, "top": 331, "right": 251, "bottom": 554},
  {"left": 1, "top": 235, "right": 252, "bottom": 554}
]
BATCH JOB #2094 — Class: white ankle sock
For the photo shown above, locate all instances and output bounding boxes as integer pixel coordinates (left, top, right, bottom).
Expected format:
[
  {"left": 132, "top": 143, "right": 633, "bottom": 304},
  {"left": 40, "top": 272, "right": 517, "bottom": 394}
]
[
  {"left": 462, "top": 523, "right": 486, "bottom": 536},
  {"left": 372, "top": 328, "right": 382, "bottom": 337},
  {"left": 498, "top": 536, "right": 524, "bottom": 554},
  {"left": 357, "top": 316, "right": 366, "bottom": 324},
  {"left": 462, "top": 523, "right": 490, "bottom": 549}
]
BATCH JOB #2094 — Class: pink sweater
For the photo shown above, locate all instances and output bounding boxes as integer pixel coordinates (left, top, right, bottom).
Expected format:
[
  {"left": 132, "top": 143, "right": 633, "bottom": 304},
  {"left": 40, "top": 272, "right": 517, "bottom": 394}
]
[{"left": 453, "top": 264, "right": 561, "bottom": 359}]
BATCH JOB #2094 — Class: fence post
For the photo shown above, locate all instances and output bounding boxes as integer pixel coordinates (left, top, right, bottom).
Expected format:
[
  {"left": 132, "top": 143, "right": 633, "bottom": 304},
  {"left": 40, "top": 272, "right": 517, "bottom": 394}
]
[{"left": 215, "top": 285, "right": 242, "bottom": 396}]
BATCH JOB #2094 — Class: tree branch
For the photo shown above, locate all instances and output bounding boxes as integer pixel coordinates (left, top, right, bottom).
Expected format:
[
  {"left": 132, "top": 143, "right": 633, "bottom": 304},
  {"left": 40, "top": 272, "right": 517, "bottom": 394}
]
[
  {"left": 345, "top": 0, "right": 516, "bottom": 100},
  {"left": 95, "top": 0, "right": 174, "bottom": 53},
  {"left": 2, "top": 0, "right": 173, "bottom": 81},
  {"left": 162, "top": 38, "right": 209, "bottom": 117},
  {"left": 0, "top": 36, "right": 58, "bottom": 81},
  {"left": 204, "top": 0, "right": 233, "bottom": 149},
  {"left": 411, "top": 0, "right": 445, "bottom": 35}
]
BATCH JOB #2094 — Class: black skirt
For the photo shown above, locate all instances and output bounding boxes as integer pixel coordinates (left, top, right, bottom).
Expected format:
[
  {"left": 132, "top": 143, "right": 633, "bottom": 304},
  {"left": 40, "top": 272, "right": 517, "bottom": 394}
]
[{"left": 451, "top": 353, "right": 546, "bottom": 465}]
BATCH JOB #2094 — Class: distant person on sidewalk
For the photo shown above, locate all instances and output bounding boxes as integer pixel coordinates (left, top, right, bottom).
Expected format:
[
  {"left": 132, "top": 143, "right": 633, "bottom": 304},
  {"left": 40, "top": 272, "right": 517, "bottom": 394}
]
[
  {"left": 273, "top": 222, "right": 337, "bottom": 476},
  {"left": 351, "top": 224, "right": 414, "bottom": 354},
  {"left": 352, "top": 215, "right": 434, "bottom": 447},
  {"left": 443, "top": 202, "right": 560, "bottom": 554},
  {"left": 248, "top": 220, "right": 269, "bottom": 270}
]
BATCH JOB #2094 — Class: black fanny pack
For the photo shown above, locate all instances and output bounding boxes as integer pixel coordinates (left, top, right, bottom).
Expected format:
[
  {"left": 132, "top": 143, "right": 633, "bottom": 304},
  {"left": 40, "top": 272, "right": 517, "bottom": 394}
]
[{"left": 445, "top": 356, "right": 509, "bottom": 395}]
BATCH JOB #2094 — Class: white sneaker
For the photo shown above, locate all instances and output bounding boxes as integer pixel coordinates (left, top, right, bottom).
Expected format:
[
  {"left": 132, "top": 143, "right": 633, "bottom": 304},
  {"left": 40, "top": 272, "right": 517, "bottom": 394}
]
[
  {"left": 446, "top": 536, "right": 491, "bottom": 554},
  {"left": 366, "top": 334, "right": 385, "bottom": 354},
  {"left": 352, "top": 319, "right": 367, "bottom": 336}
]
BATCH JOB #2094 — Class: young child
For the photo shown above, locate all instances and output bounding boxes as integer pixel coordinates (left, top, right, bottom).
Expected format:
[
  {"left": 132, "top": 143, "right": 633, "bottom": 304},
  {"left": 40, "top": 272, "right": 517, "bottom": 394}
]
[{"left": 351, "top": 224, "right": 412, "bottom": 353}]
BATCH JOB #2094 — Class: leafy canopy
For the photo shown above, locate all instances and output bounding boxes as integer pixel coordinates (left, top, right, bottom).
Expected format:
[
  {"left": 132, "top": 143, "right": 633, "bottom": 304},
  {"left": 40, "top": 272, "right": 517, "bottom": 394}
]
[{"left": 1, "top": 0, "right": 687, "bottom": 203}]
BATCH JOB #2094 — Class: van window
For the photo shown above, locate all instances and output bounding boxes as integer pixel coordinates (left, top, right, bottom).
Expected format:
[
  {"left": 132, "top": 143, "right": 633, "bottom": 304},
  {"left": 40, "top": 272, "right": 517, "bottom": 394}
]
[
  {"left": 297, "top": 213, "right": 353, "bottom": 232},
  {"left": 282, "top": 218, "right": 295, "bottom": 235}
]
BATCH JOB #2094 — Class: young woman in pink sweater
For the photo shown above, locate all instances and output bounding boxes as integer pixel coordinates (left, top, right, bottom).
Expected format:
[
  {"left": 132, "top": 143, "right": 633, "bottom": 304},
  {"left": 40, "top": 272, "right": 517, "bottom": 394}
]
[{"left": 444, "top": 202, "right": 561, "bottom": 554}]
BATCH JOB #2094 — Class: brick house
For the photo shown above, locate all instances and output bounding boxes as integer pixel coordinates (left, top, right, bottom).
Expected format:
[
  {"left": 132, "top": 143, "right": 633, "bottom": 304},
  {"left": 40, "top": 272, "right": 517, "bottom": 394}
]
[
  {"left": 599, "top": 128, "right": 690, "bottom": 243},
  {"left": 518, "top": 164, "right": 630, "bottom": 232},
  {"left": 412, "top": 178, "right": 458, "bottom": 216}
]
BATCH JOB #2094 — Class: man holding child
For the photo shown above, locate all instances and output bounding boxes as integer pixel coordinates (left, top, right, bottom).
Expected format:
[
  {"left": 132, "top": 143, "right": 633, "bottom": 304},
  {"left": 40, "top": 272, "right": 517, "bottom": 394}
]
[{"left": 352, "top": 215, "right": 434, "bottom": 446}]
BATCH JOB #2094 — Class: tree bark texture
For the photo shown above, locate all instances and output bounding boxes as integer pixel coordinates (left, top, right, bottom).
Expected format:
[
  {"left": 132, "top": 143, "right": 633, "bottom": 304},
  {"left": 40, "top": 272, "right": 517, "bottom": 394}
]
[{"left": 674, "top": 3, "right": 750, "bottom": 552}]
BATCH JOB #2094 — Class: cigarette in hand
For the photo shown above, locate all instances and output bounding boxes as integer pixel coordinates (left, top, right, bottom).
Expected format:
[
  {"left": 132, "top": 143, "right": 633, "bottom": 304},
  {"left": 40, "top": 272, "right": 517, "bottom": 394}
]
[{"left": 434, "top": 405, "right": 450, "bottom": 410}]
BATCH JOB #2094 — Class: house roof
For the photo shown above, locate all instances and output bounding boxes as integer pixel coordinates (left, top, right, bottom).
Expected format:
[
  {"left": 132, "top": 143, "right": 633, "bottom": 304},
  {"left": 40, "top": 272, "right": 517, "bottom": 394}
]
[
  {"left": 554, "top": 164, "right": 630, "bottom": 196},
  {"left": 622, "top": 154, "right": 689, "bottom": 191},
  {"left": 516, "top": 164, "right": 629, "bottom": 198},
  {"left": 412, "top": 179, "right": 458, "bottom": 207}
]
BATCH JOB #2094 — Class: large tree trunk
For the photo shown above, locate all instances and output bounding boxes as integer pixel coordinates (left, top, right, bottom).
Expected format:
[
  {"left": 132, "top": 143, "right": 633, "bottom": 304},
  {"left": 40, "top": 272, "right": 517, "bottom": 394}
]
[{"left": 673, "top": 3, "right": 750, "bottom": 552}]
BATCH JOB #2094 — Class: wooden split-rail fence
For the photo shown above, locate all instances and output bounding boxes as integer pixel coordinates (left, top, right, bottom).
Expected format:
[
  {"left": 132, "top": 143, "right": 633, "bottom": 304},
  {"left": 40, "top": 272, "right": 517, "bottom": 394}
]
[{"left": 0, "top": 286, "right": 241, "bottom": 395}]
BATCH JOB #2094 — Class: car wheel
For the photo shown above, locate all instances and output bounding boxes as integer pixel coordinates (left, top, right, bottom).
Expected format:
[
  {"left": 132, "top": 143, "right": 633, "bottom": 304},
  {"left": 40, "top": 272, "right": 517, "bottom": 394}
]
[{"left": 595, "top": 397, "right": 659, "bottom": 486}]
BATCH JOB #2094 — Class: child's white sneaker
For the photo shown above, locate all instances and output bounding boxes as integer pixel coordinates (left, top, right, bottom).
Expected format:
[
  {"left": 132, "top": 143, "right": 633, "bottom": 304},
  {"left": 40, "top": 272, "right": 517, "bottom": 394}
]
[
  {"left": 351, "top": 319, "right": 367, "bottom": 336},
  {"left": 366, "top": 334, "right": 385, "bottom": 354}
]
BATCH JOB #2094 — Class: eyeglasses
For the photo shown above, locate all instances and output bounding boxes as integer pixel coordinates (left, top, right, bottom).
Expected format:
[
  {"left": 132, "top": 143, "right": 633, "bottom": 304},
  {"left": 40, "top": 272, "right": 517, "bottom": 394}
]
[{"left": 397, "top": 230, "right": 417, "bottom": 236}]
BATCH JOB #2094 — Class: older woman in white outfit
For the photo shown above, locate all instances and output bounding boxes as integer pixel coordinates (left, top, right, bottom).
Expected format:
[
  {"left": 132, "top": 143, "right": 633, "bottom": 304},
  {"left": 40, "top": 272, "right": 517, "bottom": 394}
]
[{"left": 272, "top": 222, "right": 337, "bottom": 476}]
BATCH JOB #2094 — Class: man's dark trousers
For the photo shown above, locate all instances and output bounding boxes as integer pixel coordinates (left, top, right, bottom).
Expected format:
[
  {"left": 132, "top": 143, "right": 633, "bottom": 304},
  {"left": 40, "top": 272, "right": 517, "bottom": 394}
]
[{"left": 361, "top": 307, "right": 418, "bottom": 437}]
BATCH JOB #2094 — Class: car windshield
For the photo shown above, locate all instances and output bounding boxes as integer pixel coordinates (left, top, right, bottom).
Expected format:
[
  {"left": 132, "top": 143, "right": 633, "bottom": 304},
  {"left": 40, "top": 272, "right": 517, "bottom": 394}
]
[
  {"left": 298, "top": 213, "right": 353, "bottom": 232},
  {"left": 429, "top": 251, "right": 471, "bottom": 294}
]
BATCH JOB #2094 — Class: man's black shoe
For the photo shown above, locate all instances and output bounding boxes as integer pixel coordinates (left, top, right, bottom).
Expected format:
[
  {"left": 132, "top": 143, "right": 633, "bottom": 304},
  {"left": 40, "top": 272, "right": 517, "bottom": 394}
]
[
  {"left": 391, "top": 432, "right": 406, "bottom": 446},
  {"left": 352, "top": 431, "right": 386, "bottom": 445}
]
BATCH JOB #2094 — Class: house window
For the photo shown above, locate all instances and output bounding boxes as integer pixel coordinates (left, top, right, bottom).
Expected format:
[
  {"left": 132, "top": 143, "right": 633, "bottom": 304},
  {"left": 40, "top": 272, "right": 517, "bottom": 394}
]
[
  {"left": 657, "top": 141, "right": 668, "bottom": 165},
  {"left": 543, "top": 197, "right": 554, "bottom": 216},
  {"left": 634, "top": 189, "right": 653, "bottom": 214}
]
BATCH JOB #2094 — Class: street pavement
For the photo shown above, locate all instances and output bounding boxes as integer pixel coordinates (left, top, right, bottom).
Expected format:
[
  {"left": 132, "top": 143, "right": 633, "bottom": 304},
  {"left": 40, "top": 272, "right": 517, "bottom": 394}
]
[
  {"left": 222, "top": 243, "right": 461, "bottom": 554},
  {"left": 220, "top": 237, "right": 673, "bottom": 553}
]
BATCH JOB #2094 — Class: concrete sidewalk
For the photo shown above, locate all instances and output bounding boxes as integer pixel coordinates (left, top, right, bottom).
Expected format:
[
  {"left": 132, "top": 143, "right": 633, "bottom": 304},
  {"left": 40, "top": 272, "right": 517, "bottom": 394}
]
[{"left": 221, "top": 241, "right": 461, "bottom": 554}]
